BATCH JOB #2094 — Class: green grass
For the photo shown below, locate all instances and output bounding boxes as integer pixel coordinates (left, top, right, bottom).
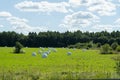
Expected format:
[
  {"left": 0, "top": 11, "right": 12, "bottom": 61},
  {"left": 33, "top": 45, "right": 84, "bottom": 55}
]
[{"left": 0, "top": 47, "right": 119, "bottom": 79}]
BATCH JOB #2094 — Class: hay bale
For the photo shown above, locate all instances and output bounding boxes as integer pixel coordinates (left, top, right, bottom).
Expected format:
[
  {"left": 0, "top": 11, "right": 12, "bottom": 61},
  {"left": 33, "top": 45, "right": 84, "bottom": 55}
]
[
  {"left": 82, "top": 49, "right": 87, "bottom": 52},
  {"left": 38, "top": 50, "right": 42, "bottom": 54},
  {"left": 42, "top": 53, "right": 47, "bottom": 58},
  {"left": 32, "top": 52, "right": 37, "bottom": 56},
  {"left": 67, "top": 52, "right": 72, "bottom": 56},
  {"left": 21, "top": 50, "right": 25, "bottom": 53},
  {"left": 73, "top": 48, "right": 76, "bottom": 50},
  {"left": 52, "top": 48, "right": 57, "bottom": 52}
]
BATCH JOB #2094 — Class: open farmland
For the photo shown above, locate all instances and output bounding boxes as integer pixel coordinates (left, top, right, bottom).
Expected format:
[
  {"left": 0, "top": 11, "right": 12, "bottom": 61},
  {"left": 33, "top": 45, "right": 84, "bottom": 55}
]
[{"left": 0, "top": 47, "right": 119, "bottom": 79}]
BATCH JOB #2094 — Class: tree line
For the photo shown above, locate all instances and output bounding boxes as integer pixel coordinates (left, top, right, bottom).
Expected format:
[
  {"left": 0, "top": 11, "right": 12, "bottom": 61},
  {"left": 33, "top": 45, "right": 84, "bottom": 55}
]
[{"left": 0, "top": 30, "right": 120, "bottom": 47}]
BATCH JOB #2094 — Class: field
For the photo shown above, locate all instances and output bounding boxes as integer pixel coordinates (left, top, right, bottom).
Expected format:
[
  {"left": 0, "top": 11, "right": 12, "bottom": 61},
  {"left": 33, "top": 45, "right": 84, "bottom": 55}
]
[{"left": 0, "top": 47, "right": 120, "bottom": 80}]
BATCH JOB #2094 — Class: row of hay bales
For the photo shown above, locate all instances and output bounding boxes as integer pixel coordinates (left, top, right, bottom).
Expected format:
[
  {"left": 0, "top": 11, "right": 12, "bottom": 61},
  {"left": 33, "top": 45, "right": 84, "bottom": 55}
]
[
  {"left": 32, "top": 48, "right": 57, "bottom": 58},
  {"left": 20, "top": 47, "right": 87, "bottom": 58},
  {"left": 31, "top": 48, "right": 78, "bottom": 58}
]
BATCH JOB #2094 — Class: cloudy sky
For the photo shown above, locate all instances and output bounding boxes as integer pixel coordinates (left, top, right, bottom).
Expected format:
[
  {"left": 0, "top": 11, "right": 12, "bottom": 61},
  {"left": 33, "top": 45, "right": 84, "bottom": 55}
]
[{"left": 0, "top": 0, "right": 120, "bottom": 34}]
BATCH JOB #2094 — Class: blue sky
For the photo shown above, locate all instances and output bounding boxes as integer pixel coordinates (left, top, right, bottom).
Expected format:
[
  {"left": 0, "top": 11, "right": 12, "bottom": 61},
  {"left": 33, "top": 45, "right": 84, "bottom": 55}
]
[{"left": 0, "top": 0, "right": 120, "bottom": 34}]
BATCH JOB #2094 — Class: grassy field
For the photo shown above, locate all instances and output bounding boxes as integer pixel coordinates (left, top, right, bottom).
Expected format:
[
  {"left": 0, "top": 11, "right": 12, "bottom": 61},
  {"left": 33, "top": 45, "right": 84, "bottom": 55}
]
[{"left": 0, "top": 47, "right": 120, "bottom": 80}]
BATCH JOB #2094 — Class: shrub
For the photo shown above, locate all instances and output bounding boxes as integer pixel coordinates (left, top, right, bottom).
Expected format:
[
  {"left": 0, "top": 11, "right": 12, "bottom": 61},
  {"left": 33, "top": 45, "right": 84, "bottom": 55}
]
[
  {"left": 87, "top": 41, "right": 93, "bottom": 48},
  {"left": 97, "top": 43, "right": 101, "bottom": 48},
  {"left": 68, "top": 45, "right": 75, "bottom": 48},
  {"left": 100, "top": 44, "right": 111, "bottom": 54},
  {"left": 14, "top": 42, "right": 23, "bottom": 53},
  {"left": 111, "top": 42, "right": 118, "bottom": 50},
  {"left": 116, "top": 46, "right": 120, "bottom": 52}
]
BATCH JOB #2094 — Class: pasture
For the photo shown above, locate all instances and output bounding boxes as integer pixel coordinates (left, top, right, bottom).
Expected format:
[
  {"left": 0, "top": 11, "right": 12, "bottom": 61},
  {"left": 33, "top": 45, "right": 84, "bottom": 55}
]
[{"left": 0, "top": 47, "right": 119, "bottom": 79}]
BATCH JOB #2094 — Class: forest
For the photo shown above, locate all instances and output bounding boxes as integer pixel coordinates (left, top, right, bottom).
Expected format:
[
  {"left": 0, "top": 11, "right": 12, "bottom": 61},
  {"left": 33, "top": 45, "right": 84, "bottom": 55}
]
[{"left": 0, "top": 30, "right": 120, "bottom": 47}]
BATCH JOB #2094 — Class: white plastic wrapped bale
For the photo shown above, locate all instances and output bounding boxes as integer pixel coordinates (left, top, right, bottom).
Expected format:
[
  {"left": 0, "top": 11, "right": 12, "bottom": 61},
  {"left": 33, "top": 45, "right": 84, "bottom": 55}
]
[
  {"left": 82, "top": 49, "right": 87, "bottom": 52},
  {"left": 73, "top": 48, "right": 76, "bottom": 50},
  {"left": 48, "top": 50, "right": 51, "bottom": 54},
  {"left": 32, "top": 52, "right": 37, "bottom": 56},
  {"left": 41, "top": 48, "right": 45, "bottom": 51},
  {"left": 38, "top": 50, "right": 42, "bottom": 54},
  {"left": 67, "top": 52, "right": 72, "bottom": 56},
  {"left": 44, "top": 51, "right": 49, "bottom": 55},
  {"left": 21, "top": 50, "right": 25, "bottom": 53},
  {"left": 42, "top": 53, "right": 47, "bottom": 58},
  {"left": 52, "top": 48, "right": 57, "bottom": 52}
]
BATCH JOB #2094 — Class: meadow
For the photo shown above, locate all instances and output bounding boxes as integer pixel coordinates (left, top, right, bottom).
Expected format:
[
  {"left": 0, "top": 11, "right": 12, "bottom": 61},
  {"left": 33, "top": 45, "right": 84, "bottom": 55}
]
[{"left": 0, "top": 47, "right": 120, "bottom": 80}]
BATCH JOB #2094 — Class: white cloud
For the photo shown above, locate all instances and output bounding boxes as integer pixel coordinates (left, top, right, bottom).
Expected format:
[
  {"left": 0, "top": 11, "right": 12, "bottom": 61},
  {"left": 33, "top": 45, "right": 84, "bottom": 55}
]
[
  {"left": 92, "top": 24, "right": 120, "bottom": 32},
  {"left": 0, "top": 11, "right": 12, "bottom": 17},
  {"left": 0, "top": 11, "right": 47, "bottom": 34},
  {"left": 60, "top": 11, "right": 99, "bottom": 30},
  {"left": 88, "top": 0, "right": 116, "bottom": 16},
  {"left": 69, "top": 0, "right": 81, "bottom": 7},
  {"left": 0, "top": 25, "right": 4, "bottom": 28},
  {"left": 7, "top": 17, "right": 47, "bottom": 34},
  {"left": 7, "top": 17, "right": 28, "bottom": 24},
  {"left": 15, "top": 0, "right": 116, "bottom": 16},
  {"left": 15, "top": 1, "right": 71, "bottom": 13},
  {"left": 69, "top": 0, "right": 116, "bottom": 16},
  {"left": 114, "top": 18, "right": 120, "bottom": 25},
  {"left": 92, "top": 24, "right": 113, "bottom": 32}
]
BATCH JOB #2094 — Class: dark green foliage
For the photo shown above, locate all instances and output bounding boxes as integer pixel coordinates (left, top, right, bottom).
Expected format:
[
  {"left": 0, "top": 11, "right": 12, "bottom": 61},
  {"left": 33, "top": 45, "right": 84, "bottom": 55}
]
[
  {"left": 111, "top": 42, "right": 118, "bottom": 50},
  {"left": 0, "top": 30, "right": 120, "bottom": 47},
  {"left": 87, "top": 41, "right": 93, "bottom": 48},
  {"left": 100, "top": 44, "right": 111, "bottom": 54},
  {"left": 14, "top": 42, "right": 23, "bottom": 53},
  {"left": 68, "top": 42, "right": 93, "bottom": 49},
  {"left": 97, "top": 43, "right": 101, "bottom": 48},
  {"left": 116, "top": 46, "right": 120, "bottom": 52}
]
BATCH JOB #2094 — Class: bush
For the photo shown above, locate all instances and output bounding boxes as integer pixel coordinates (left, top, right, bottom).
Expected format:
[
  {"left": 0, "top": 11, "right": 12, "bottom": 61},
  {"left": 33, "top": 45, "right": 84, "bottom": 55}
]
[
  {"left": 111, "top": 42, "right": 118, "bottom": 50},
  {"left": 87, "top": 41, "right": 93, "bottom": 48},
  {"left": 68, "top": 45, "right": 75, "bottom": 48},
  {"left": 68, "top": 42, "right": 93, "bottom": 49},
  {"left": 97, "top": 43, "right": 101, "bottom": 48},
  {"left": 100, "top": 44, "right": 111, "bottom": 54},
  {"left": 14, "top": 42, "right": 23, "bottom": 53},
  {"left": 116, "top": 46, "right": 120, "bottom": 52}
]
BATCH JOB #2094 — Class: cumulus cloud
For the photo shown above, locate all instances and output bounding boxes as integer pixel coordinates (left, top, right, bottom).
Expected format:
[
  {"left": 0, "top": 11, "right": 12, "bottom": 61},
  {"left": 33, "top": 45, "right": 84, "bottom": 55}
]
[
  {"left": 15, "top": 0, "right": 117, "bottom": 16},
  {"left": 92, "top": 24, "right": 120, "bottom": 32},
  {"left": 88, "top": 0, "right": 116, "bottom": 16},
  {"left": 69, "top": 0, "right": 116, "bottom": 16},
  {"left": 60, "top": 11, "right": 99, "bottom": 31},
  {"left": 0, "top": 25, "right": 4, "bottom": 28},
  {"left": 0, "top": 11, "right": 12, "bottom": 17},
  {"left": 114, "top": 18, "right": 120, "bottom": 25},
  {"left": 15, "top": 1, "right": 71, "bottom": 13},
  {"left": 92, "top": 24, "right": 113, "bottom": 32},
  {"left": 7, "top": 17, "right": 47, "bottom": 34},
  {"left": 0, "top": 11, "right": 47, "bottom": 34}
]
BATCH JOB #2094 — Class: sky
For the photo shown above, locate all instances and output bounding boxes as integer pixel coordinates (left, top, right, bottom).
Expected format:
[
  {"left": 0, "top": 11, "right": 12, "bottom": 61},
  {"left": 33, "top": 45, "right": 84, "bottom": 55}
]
[{"left": 0, "top": 0, "right": 120, "bottom": 34}]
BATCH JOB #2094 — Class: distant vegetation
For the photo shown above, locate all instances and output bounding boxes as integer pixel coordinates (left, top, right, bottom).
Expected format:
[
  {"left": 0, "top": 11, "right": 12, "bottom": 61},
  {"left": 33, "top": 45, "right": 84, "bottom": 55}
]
[
  {"left": 0, "top": 30, "right": 120, "bottom": 47},
  {"left": 14, "top": 41, "right": 24, "bottom": 53},
  {"left": 0, "top": 30, "right": 120, "bottom": 79}
]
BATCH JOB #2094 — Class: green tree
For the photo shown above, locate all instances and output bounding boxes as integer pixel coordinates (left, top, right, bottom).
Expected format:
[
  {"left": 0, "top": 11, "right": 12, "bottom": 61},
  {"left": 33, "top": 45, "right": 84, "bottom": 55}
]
[
  {"left": 111, "top": 42, "right": 118, "bottom": 50},
  {"left": 14, "top": 41, "right": 23, "bottom": 53},
  {"left": 116, "top": 46, "right": 120, "bottom": 52},
  {"left": 100, "top": 44, "right": 111, "bottom": 54},
  {"left": 97, "top": 43, "right": 101, "bottom": 48}
]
